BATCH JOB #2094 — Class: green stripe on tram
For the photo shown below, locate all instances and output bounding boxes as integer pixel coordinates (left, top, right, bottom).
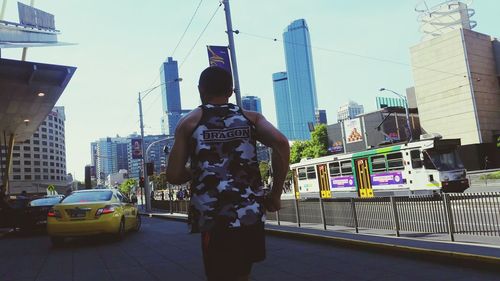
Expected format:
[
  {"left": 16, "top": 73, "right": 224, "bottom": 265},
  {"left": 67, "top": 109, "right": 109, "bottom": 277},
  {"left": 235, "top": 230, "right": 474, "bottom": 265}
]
[{"left": 352, "top": 145, "right": 401, "bottom": 158}]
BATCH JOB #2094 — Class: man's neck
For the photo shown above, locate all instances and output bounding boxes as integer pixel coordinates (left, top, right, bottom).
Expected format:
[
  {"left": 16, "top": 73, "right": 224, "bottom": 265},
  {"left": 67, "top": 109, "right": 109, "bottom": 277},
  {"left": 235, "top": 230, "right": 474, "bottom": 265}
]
[{"left": 205, "top": 97, "right": 229, "bottom": 105}]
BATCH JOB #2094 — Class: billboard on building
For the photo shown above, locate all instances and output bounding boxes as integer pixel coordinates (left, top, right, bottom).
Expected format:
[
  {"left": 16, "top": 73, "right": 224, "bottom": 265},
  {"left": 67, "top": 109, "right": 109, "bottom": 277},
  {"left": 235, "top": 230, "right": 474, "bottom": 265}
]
[
  {"left": 344, "top": 118, "right": 363, "bottom": 144},
  {"left": 17, "top": 2, "right": 56, "bottom": 30},
  {"left": 131, "top": 139, "right": 143, "bottom": 159},
  {"left": 207, "top": 46, "right": 232, "bottom": 74}
]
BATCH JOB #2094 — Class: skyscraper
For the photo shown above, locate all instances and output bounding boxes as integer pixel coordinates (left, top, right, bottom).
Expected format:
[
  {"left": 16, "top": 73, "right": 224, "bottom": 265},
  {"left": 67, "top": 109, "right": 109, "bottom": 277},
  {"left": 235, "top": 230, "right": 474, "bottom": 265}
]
[
  {"left": 273, "top": 72, "right": 294, "bottom": 139},
  {"left": 160, "top": 57, "right": 182, "bottom": 135},
  {"left": 273, "top": 19, "right": 318, "bottom": 140},
  {"left": 241, "top": 96, "right": 262, "bottom": 113}
]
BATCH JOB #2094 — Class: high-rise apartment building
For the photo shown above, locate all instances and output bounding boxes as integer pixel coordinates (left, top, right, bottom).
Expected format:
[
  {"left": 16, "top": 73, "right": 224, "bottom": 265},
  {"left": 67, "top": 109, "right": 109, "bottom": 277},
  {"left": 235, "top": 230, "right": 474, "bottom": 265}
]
[
  {"left": 0, "top": 107, "right": 69, "bottom": 194},
  {"left": 160, "top": 57, "right": 182, "bottom": 135},
  {"left": 272, "top": 19, "right": 318, "bottom": 140},
  {"left": 272, "top": 72, "right": 294, "bottom": 140},
  {"left": 337, "top": 101, "right": 364, "bottom": 122},
  {"left": 241, "top": 96, "right": 262, "bottom": 113}
]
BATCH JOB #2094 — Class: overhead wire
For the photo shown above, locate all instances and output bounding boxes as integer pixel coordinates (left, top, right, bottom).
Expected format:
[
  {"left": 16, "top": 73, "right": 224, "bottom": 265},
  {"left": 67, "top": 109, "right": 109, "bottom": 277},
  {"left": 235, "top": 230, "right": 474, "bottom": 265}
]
[
  {"left": 172, "top": 0, "right": 205, "bottom": 57},
  {"left": 236, "top": 30, "right": 468, "bottom": 79},
  {"left": 179, "top": 2, "right": 222, "bottom": 70}
]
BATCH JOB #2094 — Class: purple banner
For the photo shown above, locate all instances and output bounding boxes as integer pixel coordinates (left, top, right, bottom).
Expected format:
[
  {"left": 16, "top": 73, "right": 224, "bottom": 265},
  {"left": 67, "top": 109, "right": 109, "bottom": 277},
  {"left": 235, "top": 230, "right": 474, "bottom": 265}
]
[
  {"left": 371, "top": 171, "right": 404, "bottom": 186},
  {"left": 330, "top": 176, "right": 355, "bottom": 189},
  {"left": 207, "top": 45, "right": 232, "bottom": 74},
  {"left": 131, "top": 138, "right": 143, "bottom": 159}
]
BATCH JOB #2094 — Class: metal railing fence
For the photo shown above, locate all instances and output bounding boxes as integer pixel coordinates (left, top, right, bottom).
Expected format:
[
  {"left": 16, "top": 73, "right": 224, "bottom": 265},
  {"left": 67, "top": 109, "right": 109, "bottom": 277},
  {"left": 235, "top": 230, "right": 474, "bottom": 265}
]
[{"left": 150, "top": 192, "right": 500, "bottom": 241}]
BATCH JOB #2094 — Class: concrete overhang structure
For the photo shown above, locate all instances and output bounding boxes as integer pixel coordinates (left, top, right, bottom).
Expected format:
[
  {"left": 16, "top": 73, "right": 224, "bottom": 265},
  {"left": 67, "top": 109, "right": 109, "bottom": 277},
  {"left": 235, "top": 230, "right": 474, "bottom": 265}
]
[
  {"left": 0, "top": 20, "right": 74, "bottom": 48},
  {"left": 0, "top": 58, "right": 75, "bottom": 140},
  {"left": 0, "top": 58, "right": 76, "bottom": 193}
]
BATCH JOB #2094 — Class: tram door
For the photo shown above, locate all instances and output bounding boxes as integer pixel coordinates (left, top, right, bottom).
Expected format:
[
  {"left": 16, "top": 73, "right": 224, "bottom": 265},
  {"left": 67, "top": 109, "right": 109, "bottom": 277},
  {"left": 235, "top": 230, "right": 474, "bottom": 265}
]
[
  {"left": 317, "top": 164, "right": 331, "bottom": 198},
  {"left": 292, "top": 169, "right": 300, "bottom": 199},
  {"left": 355, "top": 158, "right": 374, "bottom": 198}
]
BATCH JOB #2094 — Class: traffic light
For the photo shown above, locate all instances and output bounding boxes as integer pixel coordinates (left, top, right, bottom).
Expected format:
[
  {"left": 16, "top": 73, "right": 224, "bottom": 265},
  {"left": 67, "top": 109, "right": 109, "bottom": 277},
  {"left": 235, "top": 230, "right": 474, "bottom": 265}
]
[
  {"left": 146, "top": 162, "right": 154, "bottom": 176},
  {"left": 139, "top": 177, "right": 145, "bottom": 188},
  {"left": 84, "top": 166, "right": 91, "bottom": 189}
]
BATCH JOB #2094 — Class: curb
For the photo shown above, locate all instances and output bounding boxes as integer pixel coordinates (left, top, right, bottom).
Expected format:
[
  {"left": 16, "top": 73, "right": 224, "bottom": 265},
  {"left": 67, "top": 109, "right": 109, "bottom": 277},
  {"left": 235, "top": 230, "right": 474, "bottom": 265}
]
[
  {"left": 265, "top": 228, "right": 500, "bottom": 268},
  {"left": 143, "top": 213, "right": 500, "bottom": 269}
]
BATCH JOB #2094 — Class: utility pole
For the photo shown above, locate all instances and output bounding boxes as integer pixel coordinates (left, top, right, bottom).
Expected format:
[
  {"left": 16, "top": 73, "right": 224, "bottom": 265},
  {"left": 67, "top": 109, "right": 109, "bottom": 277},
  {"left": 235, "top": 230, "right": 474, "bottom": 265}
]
[
  {"left": 21, "top": 0, "right": 35, "bottom": 61},
  {"left": 222, "top": 0, "right": 242, "bottom": 107},
  {"left": 138, "top": 92, "right": 151, "bottom": 212}
]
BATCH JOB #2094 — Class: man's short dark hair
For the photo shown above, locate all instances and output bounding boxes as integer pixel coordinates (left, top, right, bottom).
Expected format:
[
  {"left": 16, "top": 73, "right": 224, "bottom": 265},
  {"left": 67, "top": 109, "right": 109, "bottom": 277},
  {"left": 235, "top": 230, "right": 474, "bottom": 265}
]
[{"left": 199, "top": 66, "right": 233, "bottom": 97}]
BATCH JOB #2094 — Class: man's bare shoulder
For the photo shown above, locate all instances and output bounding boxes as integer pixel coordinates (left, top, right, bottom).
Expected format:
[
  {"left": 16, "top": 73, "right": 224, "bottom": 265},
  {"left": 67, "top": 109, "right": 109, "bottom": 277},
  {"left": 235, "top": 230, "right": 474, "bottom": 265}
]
[
  {"left": 241, "top": 109, "right": 264, "bottom": 125},
  {"left": 177, "top": 107, "right": 202, "bottom": 134}
]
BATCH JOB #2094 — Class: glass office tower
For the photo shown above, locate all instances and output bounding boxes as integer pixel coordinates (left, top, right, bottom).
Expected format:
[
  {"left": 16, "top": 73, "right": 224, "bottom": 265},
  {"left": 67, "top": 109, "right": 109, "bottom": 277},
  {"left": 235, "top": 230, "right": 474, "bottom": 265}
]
[
  {"left": 282, "top": 19, "right": 318, "bottom": 140},
  {"left": 272, "top": 72, "right": 294, "bottom": 140}
]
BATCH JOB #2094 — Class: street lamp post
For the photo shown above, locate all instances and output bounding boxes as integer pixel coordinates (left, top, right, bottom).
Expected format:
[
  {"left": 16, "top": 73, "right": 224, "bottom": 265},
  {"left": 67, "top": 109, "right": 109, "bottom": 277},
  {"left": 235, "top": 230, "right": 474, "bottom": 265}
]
[
  {"left": 138, "top": 78, "right": 181, "bottom": 212},
  {"left": 379, "top": 88, "right": 413, "bottom": 142},
  {"left": 222, "top": 0, "right": 242, "bottom": 107}
]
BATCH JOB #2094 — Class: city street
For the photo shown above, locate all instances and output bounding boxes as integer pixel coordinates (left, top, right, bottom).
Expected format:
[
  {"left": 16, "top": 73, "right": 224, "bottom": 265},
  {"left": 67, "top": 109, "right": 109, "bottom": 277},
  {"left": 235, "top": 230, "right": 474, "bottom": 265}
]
[{"left": 1, "top": 217, "right": 499, "bottom": 281}]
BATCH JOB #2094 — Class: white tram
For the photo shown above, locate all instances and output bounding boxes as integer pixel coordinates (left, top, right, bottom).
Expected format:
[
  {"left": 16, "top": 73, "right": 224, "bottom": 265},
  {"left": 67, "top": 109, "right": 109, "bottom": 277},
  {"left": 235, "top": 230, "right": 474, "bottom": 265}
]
[{"left": 286, "top": 134, "right": 469, "bottom": 199}]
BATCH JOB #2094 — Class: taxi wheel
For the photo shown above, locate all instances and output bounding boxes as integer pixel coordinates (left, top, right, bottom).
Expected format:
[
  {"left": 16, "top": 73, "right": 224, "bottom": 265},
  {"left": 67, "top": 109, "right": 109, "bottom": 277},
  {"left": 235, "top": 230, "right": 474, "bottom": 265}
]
[
  {"left": 51, "top": 236, "right": 65, "bottom": 246},
  {"left": 115, "top": 218, "right": 126, "bottom": 241},
  {"left": 132, "top": 215, "right": 141, "bottom": 232}
]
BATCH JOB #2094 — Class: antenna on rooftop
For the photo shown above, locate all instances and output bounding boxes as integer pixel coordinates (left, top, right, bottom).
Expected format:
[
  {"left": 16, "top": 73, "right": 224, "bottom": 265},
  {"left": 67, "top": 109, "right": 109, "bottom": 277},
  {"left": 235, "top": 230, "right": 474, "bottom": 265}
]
[{"left": 415, "top": 0, "right": 476, "bottom": 41}]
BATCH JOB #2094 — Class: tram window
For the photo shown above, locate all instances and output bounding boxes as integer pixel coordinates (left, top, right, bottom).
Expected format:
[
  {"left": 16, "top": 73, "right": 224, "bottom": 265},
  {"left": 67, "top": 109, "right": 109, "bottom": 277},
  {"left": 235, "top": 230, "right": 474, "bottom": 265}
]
[
  {"left": 298, "top": 168, "right": 307, "bottom": 180},
  {"left": 371, "top": 155, "right": 386, "bottom": 172},
  {"left": 329, "top": 162, "right": 341, "bottom": 176},
  {"left": 410, "top": 150, "right": 423, "bottom": 168},
  {"left": 340, "top": 161, "right": 352, "bottom": 175},
  {"left": 306, "top": 166, "right": 316, "bottom": 179},
  {"left": 387, "top": 152, "right": 404, "bottom": 170}
]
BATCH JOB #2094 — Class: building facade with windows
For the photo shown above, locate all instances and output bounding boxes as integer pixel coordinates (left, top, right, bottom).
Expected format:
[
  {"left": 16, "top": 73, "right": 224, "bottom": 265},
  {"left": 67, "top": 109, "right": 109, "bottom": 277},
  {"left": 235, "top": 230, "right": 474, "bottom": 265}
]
[
  {"left": 273, "top": 72, "right": 294, "bottom": 140},
  {"left": 241, "top": 96, "right": 262, "bottom": 113},
  {"left": 94, "top": 137, "right": 129, "bottom": 185},
  {"left": 337, "top": 101, "right": 364, "bottom": 122},
  {"left": 281, "top": 19, "right": 318, "bottom": 140},
  {"left": 0, "top": 107, "right": 69, "bottom": 194},
  {"left": 315, "top": 109, "right": 328, "bottom": 125}
]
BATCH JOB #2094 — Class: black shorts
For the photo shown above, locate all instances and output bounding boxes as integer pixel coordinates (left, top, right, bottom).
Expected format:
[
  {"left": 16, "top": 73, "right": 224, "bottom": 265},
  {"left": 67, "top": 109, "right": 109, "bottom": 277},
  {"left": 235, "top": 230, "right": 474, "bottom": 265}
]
[{"left": 201, "top": 223, "right": 266, "bottom": 281}]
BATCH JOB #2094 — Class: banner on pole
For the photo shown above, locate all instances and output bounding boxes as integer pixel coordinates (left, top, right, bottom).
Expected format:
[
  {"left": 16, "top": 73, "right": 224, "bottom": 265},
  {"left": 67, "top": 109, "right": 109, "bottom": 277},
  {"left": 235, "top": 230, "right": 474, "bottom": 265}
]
[
  {"left": 131, "top": 138, "right": 143, "bottom": 159},
  {"left": 207, "top": 45, "right": 232, "bottom": 74}
]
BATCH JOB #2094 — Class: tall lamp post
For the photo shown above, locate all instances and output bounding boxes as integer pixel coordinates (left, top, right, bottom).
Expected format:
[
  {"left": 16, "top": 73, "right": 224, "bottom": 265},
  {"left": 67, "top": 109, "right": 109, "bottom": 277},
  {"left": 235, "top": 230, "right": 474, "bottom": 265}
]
[
  {"left": 138, "top": 78, "right": 182, "bottom": 212},
  {"left": 379, "top": 88, "right": 413, "bottom": 142}
]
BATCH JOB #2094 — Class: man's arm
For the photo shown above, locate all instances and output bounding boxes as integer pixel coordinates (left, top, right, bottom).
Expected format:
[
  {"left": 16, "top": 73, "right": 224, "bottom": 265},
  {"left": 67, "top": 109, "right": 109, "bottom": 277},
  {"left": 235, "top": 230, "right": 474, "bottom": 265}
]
[
  {"left": 165, "top": 110, "right": 201, "bottom": 184},
  {"left": 252, "top": 112, "right": 290, "bottom": 211}
]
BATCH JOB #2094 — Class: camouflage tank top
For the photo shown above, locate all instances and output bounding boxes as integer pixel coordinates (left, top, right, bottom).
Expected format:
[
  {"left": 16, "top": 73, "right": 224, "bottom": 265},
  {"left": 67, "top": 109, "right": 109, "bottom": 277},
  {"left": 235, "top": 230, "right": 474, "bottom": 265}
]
[{"left": 189, "top": 103, "right": 265, "bottom": 232}]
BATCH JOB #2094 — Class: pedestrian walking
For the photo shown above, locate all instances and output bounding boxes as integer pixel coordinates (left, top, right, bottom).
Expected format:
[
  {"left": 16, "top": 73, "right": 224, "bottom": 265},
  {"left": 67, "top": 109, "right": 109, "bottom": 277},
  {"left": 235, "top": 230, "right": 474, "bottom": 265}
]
[{"left": 166, "top": 66, "right": 290, "bottom": 281}]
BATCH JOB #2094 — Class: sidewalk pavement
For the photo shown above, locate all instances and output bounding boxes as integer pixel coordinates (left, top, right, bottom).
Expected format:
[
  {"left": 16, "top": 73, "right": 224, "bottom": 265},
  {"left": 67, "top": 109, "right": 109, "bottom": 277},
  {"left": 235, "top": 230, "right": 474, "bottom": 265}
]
[{"left": 142, "top": 210, "right": 500, "bottom": 268}]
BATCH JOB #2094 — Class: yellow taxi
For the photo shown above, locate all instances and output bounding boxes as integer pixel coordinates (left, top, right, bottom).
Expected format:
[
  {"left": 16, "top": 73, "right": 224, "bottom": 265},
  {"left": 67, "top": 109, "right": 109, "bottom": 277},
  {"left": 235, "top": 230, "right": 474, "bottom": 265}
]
[{"left": 47, "top": 189, "right": 141, "bottom": 245}]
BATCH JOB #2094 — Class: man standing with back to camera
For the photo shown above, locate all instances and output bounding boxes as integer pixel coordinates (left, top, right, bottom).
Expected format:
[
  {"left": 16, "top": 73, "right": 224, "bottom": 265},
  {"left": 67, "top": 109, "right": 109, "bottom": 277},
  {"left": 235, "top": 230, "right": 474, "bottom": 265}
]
[{"left": 166, "top": 66, "right": 290, "bottom": 281}]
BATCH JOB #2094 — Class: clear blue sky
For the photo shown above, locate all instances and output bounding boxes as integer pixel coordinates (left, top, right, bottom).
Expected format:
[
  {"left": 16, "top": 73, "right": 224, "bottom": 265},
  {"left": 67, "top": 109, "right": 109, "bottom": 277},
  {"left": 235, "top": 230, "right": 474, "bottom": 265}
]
[{"left": 2, "top": 0, "right": 499, "bottom": 180}]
